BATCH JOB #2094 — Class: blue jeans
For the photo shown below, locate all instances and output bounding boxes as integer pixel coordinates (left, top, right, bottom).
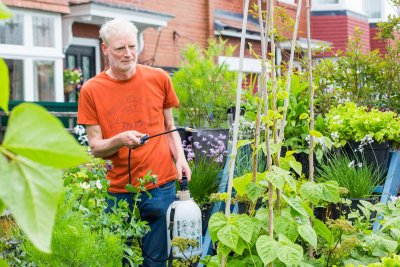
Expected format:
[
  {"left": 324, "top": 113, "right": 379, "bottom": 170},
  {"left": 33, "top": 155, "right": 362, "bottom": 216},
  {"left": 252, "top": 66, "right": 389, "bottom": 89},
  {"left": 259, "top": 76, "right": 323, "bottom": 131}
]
[{"left": 106, "top": 180, "right": 176, "bottom": 267}]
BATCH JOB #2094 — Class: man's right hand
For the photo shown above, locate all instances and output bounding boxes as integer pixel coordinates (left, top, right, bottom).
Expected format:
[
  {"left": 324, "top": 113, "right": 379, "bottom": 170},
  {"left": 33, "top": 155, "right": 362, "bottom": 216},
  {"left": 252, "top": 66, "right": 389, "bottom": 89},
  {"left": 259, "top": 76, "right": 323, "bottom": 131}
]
[
  {"left": 86, "top": 125, "right": 147, "bottom": 158},
  {"left": 119, "top": 130, "right": 147, "bottom": 149}
]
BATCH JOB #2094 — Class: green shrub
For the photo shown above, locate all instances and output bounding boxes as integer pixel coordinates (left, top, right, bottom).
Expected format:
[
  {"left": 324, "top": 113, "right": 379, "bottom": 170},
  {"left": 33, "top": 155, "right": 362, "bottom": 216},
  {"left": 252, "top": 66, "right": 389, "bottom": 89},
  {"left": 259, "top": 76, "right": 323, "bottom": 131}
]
[
  {"left": 21, "top": 195, "right": 124, "bottom": 266},
  {"left": 172, "top": 38, "right": 237, "bottom": 128}
]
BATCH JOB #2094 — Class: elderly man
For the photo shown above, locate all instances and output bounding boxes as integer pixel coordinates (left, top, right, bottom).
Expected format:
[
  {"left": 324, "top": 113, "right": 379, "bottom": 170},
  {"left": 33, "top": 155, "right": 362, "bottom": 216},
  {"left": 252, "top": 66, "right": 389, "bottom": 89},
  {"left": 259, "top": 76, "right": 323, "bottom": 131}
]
[{"left": 77, "top": 18, "right": 191, "bottom": 267}]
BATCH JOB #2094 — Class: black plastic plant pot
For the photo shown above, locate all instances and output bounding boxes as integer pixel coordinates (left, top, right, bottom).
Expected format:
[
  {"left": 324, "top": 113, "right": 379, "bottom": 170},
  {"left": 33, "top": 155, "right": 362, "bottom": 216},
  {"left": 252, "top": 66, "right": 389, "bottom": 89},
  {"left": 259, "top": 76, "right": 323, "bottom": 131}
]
[
  {"left": 342, "top": 140, "right": 392, "bottom": 178},
  {"left": 321, "top": 197, "right": 379, "bottom": 222}
]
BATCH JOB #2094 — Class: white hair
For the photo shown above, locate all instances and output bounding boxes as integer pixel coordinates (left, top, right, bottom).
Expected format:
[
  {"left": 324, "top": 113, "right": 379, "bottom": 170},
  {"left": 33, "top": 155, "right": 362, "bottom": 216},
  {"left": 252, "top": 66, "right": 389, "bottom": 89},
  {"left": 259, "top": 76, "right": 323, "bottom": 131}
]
[{"left": 99, "top": 18, "right": 138, "bottom": 45}]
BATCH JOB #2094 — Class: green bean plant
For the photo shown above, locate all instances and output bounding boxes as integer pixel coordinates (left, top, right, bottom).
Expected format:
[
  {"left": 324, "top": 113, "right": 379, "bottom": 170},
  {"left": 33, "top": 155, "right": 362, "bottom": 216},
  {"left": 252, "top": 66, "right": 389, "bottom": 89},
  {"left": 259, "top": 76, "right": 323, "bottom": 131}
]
[
  {"left": 321, "top": 197, "right": 400, "bottom": 266},
  {"left": 202, "top": 167, "right": 341, "bottom": 266}
]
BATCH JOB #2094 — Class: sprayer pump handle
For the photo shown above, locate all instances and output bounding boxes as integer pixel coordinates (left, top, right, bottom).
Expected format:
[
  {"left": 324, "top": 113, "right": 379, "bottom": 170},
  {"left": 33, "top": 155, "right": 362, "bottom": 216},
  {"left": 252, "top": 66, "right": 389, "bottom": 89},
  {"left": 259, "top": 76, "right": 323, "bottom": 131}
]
[{"left": 181, "top": 176, "right": 188, "bottom": 191}]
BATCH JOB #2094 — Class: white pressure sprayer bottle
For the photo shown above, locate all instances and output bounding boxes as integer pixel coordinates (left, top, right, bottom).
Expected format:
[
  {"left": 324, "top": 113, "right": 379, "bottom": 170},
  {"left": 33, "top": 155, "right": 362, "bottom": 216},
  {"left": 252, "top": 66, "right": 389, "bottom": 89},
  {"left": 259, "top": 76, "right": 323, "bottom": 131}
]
[{"left": 166, "top": 177, "right": 202, "bottom": 260}]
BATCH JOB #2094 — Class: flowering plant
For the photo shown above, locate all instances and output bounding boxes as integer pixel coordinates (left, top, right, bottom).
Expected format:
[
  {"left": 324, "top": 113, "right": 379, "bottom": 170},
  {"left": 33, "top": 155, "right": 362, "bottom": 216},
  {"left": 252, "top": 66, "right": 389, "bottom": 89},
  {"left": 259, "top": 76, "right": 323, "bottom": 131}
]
[
  {"left": 182, "top": 131, "right": 228, "bottom": 206},
  {"left": 63, "top": 68, "right": 82, "bottom": 85},
  {"left": 74, "top": 125, "right": 89, "bottom": 146}
]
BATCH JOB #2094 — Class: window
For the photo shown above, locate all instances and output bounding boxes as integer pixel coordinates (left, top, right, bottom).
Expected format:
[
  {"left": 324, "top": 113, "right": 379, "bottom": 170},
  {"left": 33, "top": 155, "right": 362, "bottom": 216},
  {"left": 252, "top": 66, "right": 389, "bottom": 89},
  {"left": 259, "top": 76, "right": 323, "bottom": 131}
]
[
  {"left": 316, "top": 0, "right": 339, "bottom": 3},
  {"left": 0, "top": 9, "right": 63, "bottom": 102},
  {"left": 278, "top": 0, "right": 296, "bottom": 4},
  {"left": 33, "top": 16, "right": 55, "bottom": 47},
  {"left": 34, "top": 60, "right": 55, "bottom": 101},
  {"left": 363, "top": 0, "right": 382, "bottom": 19},
  {"left": 5, "top": 59, "right": 24, "bottom": 100},
  {"left": 0, "top": 13, "right": 23, "bottom": 45},
  {"left": 312, "top": 0, "right": 341, "bottom": 11}
]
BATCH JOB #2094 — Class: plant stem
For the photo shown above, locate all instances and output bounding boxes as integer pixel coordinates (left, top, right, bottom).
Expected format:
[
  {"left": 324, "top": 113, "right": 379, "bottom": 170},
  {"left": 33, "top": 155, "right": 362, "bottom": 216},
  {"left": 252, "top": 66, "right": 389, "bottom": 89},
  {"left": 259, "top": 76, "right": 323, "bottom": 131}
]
[{"left": 0, "top": 146, "right": 16, "bottom": 161}]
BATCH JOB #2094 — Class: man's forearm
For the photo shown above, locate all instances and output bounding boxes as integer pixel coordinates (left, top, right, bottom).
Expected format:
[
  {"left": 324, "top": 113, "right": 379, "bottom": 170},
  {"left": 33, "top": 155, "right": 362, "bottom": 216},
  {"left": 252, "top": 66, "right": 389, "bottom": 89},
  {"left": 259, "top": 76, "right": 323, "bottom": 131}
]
[
  {"left": 167, "top": 131, "right": 185, "bottom": 162},
  {"left": 90, "top": 135, "right": 124, "bottom": 158}
]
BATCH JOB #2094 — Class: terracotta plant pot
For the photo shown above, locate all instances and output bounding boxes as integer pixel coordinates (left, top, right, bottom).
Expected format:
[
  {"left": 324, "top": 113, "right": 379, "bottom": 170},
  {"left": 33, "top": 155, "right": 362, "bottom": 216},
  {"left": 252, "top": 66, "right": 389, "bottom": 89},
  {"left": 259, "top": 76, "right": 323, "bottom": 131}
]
[{"left": 64, "top": 84, "right": 76, "bottom": 94}]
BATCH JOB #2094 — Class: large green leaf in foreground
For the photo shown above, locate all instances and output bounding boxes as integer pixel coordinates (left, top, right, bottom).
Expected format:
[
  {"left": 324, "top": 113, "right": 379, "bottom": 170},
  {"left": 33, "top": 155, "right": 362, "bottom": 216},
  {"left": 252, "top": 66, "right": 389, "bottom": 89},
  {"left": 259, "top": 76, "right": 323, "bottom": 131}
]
[
  {"left": 0, "top": 1, "right": 12, "bottom": 19},
  {"left": 0, "top": 58, "right": 9, "bottom": 114},
  {"left": 3, "top": 103, "right": 89, "bottom": 168},
  {"left": 0, "top": 103, "right": 89, "bottom": 252},
  {"left": 0, "top": 259, "right": 9, "bottom": 267},
  {"left": 0, "top": 153, "right": 62, "bottom": 252}
]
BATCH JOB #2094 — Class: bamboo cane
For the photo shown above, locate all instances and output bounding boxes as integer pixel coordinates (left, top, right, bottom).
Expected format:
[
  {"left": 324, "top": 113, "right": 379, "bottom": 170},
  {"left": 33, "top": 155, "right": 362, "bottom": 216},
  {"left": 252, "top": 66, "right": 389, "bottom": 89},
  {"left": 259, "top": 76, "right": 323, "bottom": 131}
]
[
  {"left": 221, "top": 1, "right": 249, "bottom": 265},
  {"left": 259, "top": 0, "right": 274, "bottom": 237},
  {"left": 268, "top": 0, "right": 282, "bottom": 212},
  {"left": 306, "top": 0, "right": 314, "bottom": 183},
  {"left": 252, "top": 0, "right": 267, "bottom": 183},
  {"left": 306, "top": 0, "right": 315, "bottom": 258},
  {"left": 263, "top": 0, "right": 271, "bottom": 174},
  {"left": 278, "top": 0, "right": 303, "bottom": 142},
  {"left": 267, "top": 0, "right": 277, "bottom": 237},
  {"left": 223, "top": 0, "right": 249, "bottom": 217}
]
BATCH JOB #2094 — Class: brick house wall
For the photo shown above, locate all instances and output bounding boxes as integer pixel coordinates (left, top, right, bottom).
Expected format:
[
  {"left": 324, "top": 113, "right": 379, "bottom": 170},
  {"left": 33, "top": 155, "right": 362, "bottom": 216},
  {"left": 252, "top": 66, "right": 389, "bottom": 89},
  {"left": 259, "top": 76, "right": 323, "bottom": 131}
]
[
  {"left": 311, "top": 11, "right": 370, "bottom": 57},
  {"left": 370, "top": 24, "right": 387, "bottom": 55},
  {"left": 95, "top": 0, "right": 211, "bottom": 68}
]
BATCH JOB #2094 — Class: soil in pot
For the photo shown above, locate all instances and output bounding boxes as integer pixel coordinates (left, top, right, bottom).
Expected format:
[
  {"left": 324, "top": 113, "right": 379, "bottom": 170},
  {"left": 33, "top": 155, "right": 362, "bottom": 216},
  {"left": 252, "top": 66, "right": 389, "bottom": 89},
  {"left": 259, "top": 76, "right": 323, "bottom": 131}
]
[{"left": 316, "top": 197, "right": 378, "bottom": 222}]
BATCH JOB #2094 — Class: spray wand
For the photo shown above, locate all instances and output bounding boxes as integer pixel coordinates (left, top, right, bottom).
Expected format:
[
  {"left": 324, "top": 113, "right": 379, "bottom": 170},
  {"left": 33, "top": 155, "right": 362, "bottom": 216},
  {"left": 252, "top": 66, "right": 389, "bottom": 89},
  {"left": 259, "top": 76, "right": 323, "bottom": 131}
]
[
  {"left": 139, "top": 127, "right": 195, "bottom": 145},
  {"left": 129, "top": 126, "right": 195, "bottom": 184}
]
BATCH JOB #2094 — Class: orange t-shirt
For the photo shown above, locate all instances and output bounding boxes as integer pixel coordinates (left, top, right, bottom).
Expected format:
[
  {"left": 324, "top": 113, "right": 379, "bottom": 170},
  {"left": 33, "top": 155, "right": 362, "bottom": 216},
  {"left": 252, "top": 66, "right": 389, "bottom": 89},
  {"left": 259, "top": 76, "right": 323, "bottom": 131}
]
[{"left": 77, "top": 64, "right": 179, "bottom": 193}]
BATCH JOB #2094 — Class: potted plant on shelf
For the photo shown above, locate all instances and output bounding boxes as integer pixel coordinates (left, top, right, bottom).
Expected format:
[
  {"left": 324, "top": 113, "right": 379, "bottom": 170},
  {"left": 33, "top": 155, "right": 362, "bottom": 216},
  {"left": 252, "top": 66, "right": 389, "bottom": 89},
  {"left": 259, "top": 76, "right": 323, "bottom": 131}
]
[
  {"left": 315, "top": 151, "right": 384, "bottom": 219},
  {"left": 325, "top": 101, "right": 400, "bottom": 174},
  {"left": 63, "top": 68, "right": 83, "bottom": 95}
]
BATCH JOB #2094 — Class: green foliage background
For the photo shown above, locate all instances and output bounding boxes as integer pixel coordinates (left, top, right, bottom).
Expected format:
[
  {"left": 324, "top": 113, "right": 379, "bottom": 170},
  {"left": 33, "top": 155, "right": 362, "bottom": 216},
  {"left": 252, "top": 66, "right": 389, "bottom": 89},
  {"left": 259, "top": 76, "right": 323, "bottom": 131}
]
[{"left": 172, "top": 39, "right": 237, "bottom": 128}]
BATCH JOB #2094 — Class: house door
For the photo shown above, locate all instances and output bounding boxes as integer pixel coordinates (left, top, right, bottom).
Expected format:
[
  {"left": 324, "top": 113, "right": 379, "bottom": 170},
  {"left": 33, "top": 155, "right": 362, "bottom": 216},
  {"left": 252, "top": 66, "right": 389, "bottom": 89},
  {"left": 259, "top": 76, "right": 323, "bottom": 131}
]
[{"left": 64, "top": 45, "right": 96, "bottom": 102}]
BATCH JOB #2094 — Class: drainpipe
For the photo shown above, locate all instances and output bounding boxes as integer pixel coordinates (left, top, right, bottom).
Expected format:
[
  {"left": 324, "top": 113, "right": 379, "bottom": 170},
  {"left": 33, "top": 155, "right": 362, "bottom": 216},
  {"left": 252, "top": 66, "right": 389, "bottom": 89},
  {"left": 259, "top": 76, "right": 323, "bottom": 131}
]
[{"left": 207, "top": 0, "right": 214, "bottom": 40}]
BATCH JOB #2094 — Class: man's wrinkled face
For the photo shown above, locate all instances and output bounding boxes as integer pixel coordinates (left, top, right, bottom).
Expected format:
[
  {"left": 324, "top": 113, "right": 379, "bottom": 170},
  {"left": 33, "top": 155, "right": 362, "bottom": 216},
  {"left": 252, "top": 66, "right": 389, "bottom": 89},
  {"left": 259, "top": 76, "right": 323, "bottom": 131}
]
[{"left": 102, "top": 32, "right": 138, "bottom": 74}]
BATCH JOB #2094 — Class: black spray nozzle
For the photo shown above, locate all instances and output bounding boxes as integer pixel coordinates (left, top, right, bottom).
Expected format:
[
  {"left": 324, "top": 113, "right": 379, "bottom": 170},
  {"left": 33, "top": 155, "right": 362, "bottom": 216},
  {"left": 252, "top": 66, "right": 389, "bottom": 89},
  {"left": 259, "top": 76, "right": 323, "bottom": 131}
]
[{"left": 139, "top": 127, "right": 195, "bottom": 145}]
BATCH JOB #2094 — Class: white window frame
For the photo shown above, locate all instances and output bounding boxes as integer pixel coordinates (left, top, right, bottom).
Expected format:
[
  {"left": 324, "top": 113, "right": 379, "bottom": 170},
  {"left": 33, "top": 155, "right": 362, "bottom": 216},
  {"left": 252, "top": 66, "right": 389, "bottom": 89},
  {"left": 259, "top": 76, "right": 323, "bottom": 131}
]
[
  {"left": 363, "top": 0, "right": 384, "bottom": 23},
  {"left": 312, "top": 0, "right": 365, "bottom": 15},
  {"left": 278, "top": 0, "right": 296, "bottom": 5},
  {"left": 218, "top": 56, "right": 271, "bottom": 74},
  {"left": 0, "top": 8, "right": 64, "bottom": 102},
  {"left": 312, "top": 0, "right": 343, "bottom": 11}
]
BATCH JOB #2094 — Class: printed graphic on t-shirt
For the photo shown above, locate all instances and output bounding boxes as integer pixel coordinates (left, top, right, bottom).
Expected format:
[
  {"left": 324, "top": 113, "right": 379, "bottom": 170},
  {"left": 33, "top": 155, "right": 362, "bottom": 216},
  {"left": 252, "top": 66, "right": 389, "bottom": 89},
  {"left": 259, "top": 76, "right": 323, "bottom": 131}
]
[{"left": 105, "top": 94, "right": 148, "bottom": 135}]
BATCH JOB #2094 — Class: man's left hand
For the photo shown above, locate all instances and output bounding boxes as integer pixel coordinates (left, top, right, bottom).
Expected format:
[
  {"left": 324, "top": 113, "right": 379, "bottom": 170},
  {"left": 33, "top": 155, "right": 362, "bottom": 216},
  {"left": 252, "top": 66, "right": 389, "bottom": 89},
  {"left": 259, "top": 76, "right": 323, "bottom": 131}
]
[{"left": 175, "top": 158, "right": 191, "bottom": 182}]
